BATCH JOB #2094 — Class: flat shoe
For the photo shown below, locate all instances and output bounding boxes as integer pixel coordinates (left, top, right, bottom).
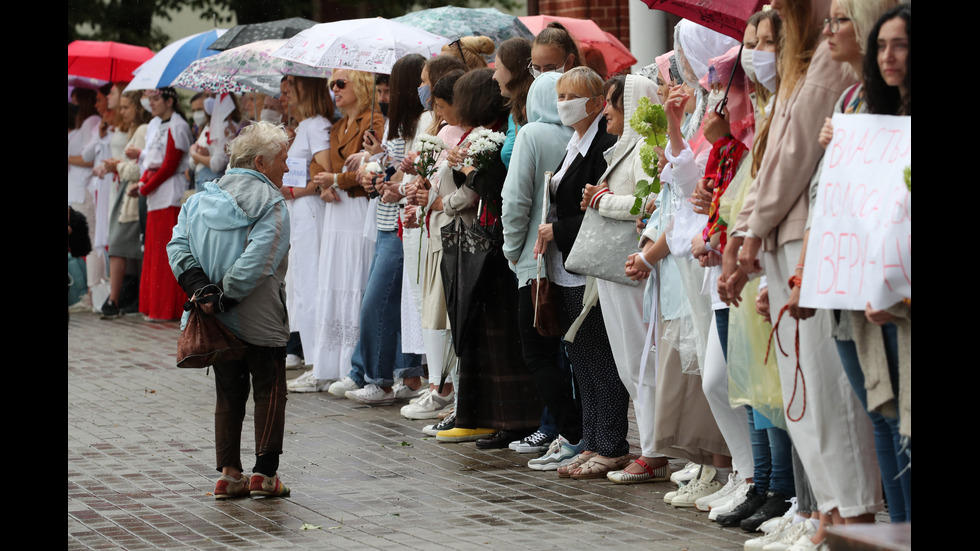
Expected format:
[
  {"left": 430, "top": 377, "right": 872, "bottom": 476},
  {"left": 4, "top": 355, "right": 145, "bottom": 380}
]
[
  {"left": 556, "top": 452, "right": 594, "bottom": 478},
  {"left": 607, "top": 458, "right": 670, "bottom": 484},
  {"left": 570, "top": 455, "right": 633, "bottom": 480}
]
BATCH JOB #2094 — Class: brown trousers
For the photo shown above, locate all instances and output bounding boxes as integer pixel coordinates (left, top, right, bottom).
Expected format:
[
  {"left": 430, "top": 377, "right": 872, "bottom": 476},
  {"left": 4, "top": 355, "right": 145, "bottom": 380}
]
[{"left": 213, "top": 344, "right": 287, "bottom": 473}]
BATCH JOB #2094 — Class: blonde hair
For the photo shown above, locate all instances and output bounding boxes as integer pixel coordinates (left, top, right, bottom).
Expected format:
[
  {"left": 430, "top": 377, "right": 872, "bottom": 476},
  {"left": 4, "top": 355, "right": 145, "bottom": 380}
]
[
  {"left": 556, "top": 66, "right": 604, "bottom": 98},
  {"left": 441, "top": 36, "right": 495, "bottom": 69},
  {"left": 333, "top": 69, "right": 378, "bottom": 117},
  {"left": 837, "top": 0, "right": 901, "bottom": 57}
]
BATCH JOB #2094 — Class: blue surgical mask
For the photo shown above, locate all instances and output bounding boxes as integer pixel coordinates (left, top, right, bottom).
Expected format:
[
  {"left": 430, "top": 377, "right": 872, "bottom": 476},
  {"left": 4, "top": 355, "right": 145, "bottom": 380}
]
[{"left": 418, "top": 84, "right": 431, "bottom": 109}]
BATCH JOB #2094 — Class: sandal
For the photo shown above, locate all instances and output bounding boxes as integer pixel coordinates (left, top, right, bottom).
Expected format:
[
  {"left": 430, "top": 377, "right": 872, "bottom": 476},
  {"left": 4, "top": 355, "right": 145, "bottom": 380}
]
[
  {"left": 606, "top": 458, "right": 670, "bottom": 484},
  {"left": 556, "top": 451, "right": 594, "bottom": 478},
  {"left": 570, "top": 455, "right": 633, "bottom": 480}
]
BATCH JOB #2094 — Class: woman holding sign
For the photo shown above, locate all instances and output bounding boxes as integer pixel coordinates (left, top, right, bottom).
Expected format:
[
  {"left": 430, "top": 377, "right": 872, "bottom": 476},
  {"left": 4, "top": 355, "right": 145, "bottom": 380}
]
[
  {"left": 722, "top": 0, "right": 884, "bottom": 544},
  {"left": 800, "top": 1, "right": 911, "bottom": 524}
]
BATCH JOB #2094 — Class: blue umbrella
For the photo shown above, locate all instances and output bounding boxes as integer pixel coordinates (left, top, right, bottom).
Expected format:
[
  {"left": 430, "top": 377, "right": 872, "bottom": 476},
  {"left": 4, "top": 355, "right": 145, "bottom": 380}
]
[{"left": 125, "top": 29, "right": 228, "bottom": 91}]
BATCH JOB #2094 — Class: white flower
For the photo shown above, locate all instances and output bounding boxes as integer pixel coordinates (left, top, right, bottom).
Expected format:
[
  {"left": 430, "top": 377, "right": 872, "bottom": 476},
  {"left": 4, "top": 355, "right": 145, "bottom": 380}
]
[{"left": 365, "top": 161, "right": 383, "bottom": 174}]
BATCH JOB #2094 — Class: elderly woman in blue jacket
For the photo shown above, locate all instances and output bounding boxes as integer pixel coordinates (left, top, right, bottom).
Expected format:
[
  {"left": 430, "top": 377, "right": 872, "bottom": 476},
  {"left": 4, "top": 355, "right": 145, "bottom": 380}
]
[{"left": 168, "top": 121, "right": 292, "bottom": 500}]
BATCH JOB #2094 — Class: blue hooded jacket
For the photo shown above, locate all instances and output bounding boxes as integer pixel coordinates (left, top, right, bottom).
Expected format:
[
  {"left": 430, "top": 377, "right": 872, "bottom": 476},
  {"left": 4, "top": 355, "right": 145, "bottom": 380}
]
[{"left": 168, "top": 168, "right": 291, "bottom": 347}]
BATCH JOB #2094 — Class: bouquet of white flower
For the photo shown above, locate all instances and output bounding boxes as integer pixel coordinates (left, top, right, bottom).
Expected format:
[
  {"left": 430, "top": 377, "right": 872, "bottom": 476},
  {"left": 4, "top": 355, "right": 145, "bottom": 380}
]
[
  {"left": 459, "top": 128, "right": 506, "bottom": 173},
  {"left": 412, "top": 134, "right": 447, "bottom": 183}
]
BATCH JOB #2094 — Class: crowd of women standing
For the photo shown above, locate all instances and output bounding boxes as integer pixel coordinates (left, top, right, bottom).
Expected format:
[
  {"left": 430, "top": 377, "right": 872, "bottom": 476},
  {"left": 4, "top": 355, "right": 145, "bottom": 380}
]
[{"left": 69, "top": 4, "right": 910, "bottom": 548}]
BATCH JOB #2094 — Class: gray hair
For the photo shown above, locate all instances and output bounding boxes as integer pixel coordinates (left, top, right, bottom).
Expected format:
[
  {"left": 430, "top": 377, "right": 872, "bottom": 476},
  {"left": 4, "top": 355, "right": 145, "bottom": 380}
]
[{"left": 228, "top": 121, "right": 289, "bottom": 170}]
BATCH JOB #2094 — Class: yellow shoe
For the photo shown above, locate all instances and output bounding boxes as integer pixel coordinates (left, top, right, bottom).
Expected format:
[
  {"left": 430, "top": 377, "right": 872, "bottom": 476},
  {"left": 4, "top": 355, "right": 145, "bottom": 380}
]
[{"left": 436, "top": 427, "right": 495, "bottom": 443}]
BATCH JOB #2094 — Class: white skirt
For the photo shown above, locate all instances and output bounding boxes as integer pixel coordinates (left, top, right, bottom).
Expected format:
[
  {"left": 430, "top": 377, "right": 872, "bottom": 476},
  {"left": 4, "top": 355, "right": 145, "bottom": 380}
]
[
  {"left": 311, "top": 196, "right": 374, "bottom": 381},
  {"left": 400, "top": 225, "right": 426, "bottom": 355}
]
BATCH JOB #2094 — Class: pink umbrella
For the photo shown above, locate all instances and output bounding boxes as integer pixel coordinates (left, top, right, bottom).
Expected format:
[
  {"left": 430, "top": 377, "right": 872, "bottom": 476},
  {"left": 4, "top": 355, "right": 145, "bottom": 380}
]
[
  {"left": 519, "top": 15, "right": 637, "bottom": 76},
  {"left": 68, "top": 40, "right": 155, "bottom": 83},
  {"left": 641, "top": 0, "right": 768, "bottom": 41}
]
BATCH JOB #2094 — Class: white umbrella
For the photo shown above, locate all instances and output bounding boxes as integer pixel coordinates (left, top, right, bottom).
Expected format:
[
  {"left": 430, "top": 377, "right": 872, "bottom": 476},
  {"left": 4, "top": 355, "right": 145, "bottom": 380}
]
[
  {"left": 125, "top": 29, "right": 228, "bottom": 92},
  {"left": 271, "top": 17, "right": 449, "bottom": 74}
]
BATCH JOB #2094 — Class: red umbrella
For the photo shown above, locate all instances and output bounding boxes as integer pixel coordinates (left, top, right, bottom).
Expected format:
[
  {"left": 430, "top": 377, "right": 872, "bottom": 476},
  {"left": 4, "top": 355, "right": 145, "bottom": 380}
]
[
  {"left": 519, "top": 15, "right": 637, "bottom": 76},
  {"left": 641, "top": 0, "right": 768, "bottom": 41},
  {"left": 68, "top": 40, "right": 155, "bottom": 83}
]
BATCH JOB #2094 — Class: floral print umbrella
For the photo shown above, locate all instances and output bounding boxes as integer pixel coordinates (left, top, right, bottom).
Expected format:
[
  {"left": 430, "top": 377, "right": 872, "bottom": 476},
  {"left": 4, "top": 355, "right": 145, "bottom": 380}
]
[
  {"left": 172, "top": 40, "right": 331, "bottom": 96},
  {"left": 393, "top": 7, "right": 534, "bottom": 48}
]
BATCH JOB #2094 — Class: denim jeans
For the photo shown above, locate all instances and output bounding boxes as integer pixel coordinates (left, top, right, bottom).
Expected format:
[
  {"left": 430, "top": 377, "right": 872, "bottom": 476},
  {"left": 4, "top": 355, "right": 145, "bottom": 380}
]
[
  {"left": 836, "top": 332, "right": 911, "bottom": 522},
  {"left": 747, "top": 409, "right": 795, "bottom": 497},
  {"left": 348, "top": 230, "right": 422, "bottom": 388}
]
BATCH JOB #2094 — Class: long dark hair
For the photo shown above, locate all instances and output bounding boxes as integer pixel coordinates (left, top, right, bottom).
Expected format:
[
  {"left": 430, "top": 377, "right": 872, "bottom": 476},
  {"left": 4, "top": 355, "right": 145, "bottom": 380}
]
[
  {"left": 453, "top": 69, "right": 507, "bottom": 129},
  {"left": 497, "top": 38, "right": 534, "bottom": 126},
  {"left": 863, "top": 4, "right": 910, "bottom": 115},
  {"left": 387, "top": 54, "right": 426, "bottom": 141}
]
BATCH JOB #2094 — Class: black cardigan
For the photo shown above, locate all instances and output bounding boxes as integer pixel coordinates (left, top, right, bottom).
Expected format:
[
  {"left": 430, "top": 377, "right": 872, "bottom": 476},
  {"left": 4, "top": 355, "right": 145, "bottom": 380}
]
[{"left": 551, "top": 116, "right": 617, "bottom": 264}]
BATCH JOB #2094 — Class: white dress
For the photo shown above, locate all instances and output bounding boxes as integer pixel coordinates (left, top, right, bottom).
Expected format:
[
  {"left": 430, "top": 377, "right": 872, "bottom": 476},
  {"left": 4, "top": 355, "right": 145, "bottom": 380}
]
[
  {"left": 310, "top": 127, "right": 375, "bottom": 381},
  {"left": 284, "top": 116, "right": 330, "bottom": 355}
]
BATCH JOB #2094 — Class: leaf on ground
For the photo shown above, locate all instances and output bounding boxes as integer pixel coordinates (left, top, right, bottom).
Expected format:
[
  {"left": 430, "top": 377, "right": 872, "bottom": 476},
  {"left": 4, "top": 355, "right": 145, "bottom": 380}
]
[
  {"left": 400, "top": 441, "right": 412, "bottom": 446},
  {"left": 300, "top": 523, "right": 322, "bottom": 530}
]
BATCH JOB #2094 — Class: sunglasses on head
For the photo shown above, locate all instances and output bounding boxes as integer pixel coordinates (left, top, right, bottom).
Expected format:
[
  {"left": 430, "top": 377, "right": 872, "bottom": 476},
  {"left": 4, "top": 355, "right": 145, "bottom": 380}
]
[{"left": 330, "top": 79, "right": 349, "bottom": 90}]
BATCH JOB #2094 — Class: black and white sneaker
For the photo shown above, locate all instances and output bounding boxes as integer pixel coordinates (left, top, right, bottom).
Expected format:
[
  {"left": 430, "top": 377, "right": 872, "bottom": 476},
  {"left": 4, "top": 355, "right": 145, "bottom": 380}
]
[
  {"left": 513, "top": 431, "right": 556, "bottom": 454},
  {"left": 422, "top": 412, "right": 455, "bottom": 436}
]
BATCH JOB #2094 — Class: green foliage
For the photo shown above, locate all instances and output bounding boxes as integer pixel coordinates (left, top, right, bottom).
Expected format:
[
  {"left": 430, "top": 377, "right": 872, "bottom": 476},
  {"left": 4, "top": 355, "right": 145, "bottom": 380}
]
[
  {"left": 903, "top": 165, "right": 911, "bottom": 192},
  {"left": 627, "top": 98, "right": 666, "bottom": 214}
]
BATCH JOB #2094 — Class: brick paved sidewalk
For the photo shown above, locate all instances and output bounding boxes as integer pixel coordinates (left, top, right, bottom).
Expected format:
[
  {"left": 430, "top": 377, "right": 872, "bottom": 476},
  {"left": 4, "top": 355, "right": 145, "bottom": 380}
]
[{"left": 69, "top": 312, "right": 753, "bottom": 550}]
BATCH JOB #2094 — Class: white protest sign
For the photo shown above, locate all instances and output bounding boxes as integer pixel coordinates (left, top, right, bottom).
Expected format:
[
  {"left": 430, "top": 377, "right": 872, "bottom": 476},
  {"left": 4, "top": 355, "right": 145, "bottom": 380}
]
[
  {"left": 282, "top": 158, "right": 309, "bottom": 188},
  {"left": 801, "top": 113, "right": 910, "bottom": 310}
]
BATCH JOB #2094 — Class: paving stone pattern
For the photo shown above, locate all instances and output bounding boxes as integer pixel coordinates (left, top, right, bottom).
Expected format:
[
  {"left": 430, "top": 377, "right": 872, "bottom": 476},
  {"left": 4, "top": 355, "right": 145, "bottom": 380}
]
[{"left": 69, "top": 312, "right": 753, "bottom": 550}]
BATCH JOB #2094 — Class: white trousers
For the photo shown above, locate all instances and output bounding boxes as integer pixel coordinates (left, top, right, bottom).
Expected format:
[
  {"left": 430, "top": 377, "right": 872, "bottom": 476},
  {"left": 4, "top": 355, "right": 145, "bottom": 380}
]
[
  {"left": 765, "top": 240, "right": 882, "bottom": 517},
  {"left": 597, "top": 279, "right": 660, "bottom": 458},
  {"left": 702, "top": 314, "right": 754, "bottom": 476}
]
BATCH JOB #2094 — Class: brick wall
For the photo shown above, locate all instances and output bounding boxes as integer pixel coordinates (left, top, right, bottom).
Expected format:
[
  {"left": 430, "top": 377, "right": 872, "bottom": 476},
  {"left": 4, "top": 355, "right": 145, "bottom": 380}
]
[{"left": 537, "top": 0, "right": 631, "bottom": 49}]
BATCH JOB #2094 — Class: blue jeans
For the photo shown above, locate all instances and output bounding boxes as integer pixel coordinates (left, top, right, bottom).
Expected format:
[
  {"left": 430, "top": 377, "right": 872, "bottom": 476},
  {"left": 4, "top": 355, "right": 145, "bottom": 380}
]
[
  {"left": 836, "top": 329, "right": 911, "bottom": 522},
  {"left": 348, "top": 230, "right": 422, "bottom": 388}
]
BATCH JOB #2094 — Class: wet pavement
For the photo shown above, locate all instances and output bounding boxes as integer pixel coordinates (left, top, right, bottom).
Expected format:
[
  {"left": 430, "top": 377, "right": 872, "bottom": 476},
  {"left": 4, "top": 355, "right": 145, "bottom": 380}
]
[{"left": 69, "top": 311, "right": 755, "bottom": 550}]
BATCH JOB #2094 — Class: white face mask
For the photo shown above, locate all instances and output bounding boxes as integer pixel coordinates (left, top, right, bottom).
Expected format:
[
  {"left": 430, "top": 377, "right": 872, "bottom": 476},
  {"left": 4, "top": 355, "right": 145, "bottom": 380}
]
[
  {"left": 260, "top": 109, "right": 282, "bottom": 124},
  {"left": 557, "top": 96, "right": 591, "bottom": 126},
  {"left": 192, "top": 110, "right": 207, "bottom": 126},
  {"left": 203, "top": 97, "right": 216, "bottom": 116},
  {"left": 706, "top": 88, "right": 726, "bottom": 113},
  {"left": 753, "top": 50, "right": 779, "bottom": 93},
  {"left": 741, "top": 47, "right": 757, "bottom": 84},
  {"left": 140, "top": 97, "right": 152, "bottom": 113}
]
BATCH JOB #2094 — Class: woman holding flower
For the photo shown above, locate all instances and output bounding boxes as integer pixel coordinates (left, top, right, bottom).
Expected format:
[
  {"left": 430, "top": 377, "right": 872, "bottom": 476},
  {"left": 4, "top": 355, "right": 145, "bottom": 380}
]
[{"left": 433, "top": 68, "right": 541, "bottom": 446}]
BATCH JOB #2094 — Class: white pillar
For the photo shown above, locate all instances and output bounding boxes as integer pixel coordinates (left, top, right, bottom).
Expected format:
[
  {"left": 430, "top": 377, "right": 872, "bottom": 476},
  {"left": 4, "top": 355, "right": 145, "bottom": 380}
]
[{"left": 628, "top": 0, "right": 668, "bottom": 73}]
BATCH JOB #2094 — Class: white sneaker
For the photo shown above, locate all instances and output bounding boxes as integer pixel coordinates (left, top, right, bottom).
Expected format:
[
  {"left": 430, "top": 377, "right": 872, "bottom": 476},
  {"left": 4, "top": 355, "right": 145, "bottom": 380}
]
[
  {"left": 745, "top": 515, "right": 793, "bottom": 551},
  {"left": 670, "top": 466, "right": 722, "bottom": 508},
  {"left": 287, "top": 370, "right": 330, "bottom": 393},
  {"left": 670, "top": 461, "right": 699, "bottom": 485},
  {"left": 392, "top": 383, "right": 427, "bottom": 401},
  {"left": 285, "top": 354, "right": 305, "bottom": 369},
  {"left": 345, "top": 384, "right": 395, "bottom": 405},
  {"left": 709, "top": 483, "right": 750, "bottom": 520},
  {"left": 527, "top": 436, "right": 585, "bottom": 471},
  {"left": 400, "top": 389, "right": 454, "bottom": 420},
  {"left": 762, "top": 519, "right": 816, "bottom": 551},
  {"left": 327, "top": 376, "right": 360, "bottom": 397},
  {"left": 696, "top": 472, "right": 741, "bottom": 512},
  {"left": 784, "top": 533, "right": 823, "bottom": 551}
]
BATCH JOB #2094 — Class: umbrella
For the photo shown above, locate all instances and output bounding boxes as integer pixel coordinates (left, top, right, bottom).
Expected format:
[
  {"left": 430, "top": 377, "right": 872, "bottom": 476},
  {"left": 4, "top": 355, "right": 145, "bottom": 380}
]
[
  {"left": 171, "top": 58, "right": 257, "bottom": 94},
  {"left": 439, "top": 214, "right": 503, "bottom": 357},
  {"left": 173, "top": 39, "right": 331, "bottom": 96},
  {"left": 125, "top": 29, "right": 228, "bottom": 92},
  {"left": 519, "top": 15, "right": 637, "bottom": 76},
  {"left": 207, "top": 17, "right": 318, "bottom": 51},
  {"left": 641, "top": 0, "right": 768, "bottom": 41},
  {"left": 68, "top": 40, "right": 154, "bottom": 83},
  {"left": 271, "top": 17, "right": 449, "bottom": 74},
  {"left": 394, "top": 7, "right": 533, "bottom": 49}
]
